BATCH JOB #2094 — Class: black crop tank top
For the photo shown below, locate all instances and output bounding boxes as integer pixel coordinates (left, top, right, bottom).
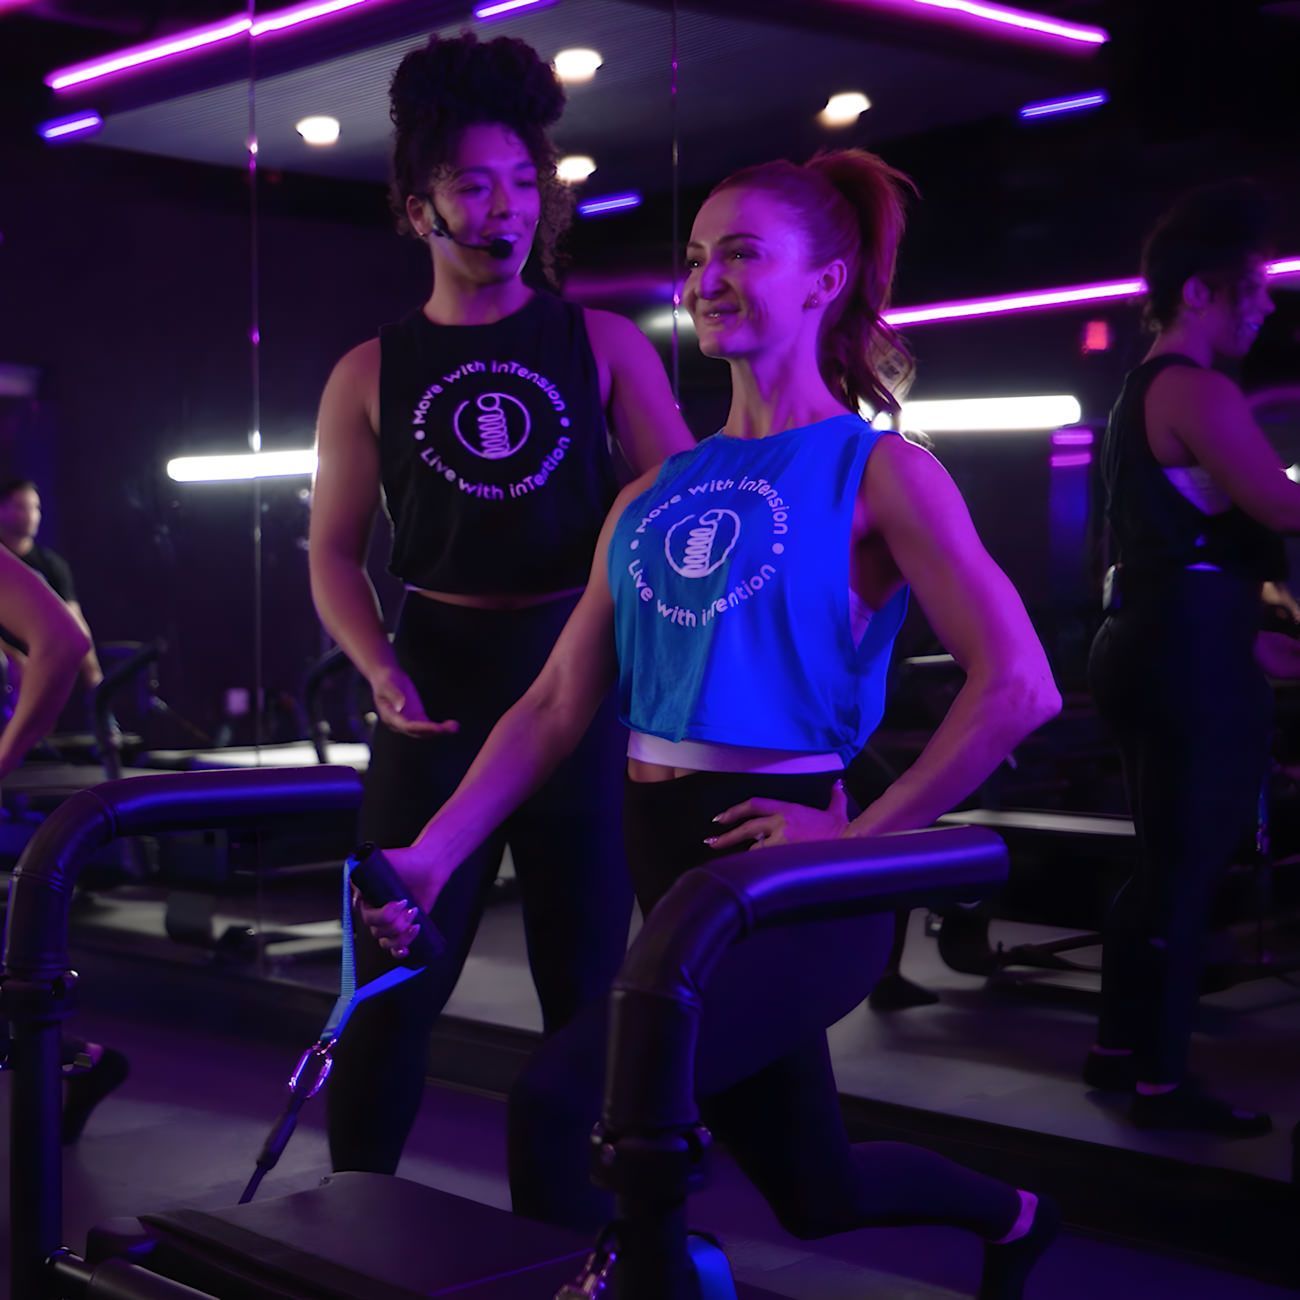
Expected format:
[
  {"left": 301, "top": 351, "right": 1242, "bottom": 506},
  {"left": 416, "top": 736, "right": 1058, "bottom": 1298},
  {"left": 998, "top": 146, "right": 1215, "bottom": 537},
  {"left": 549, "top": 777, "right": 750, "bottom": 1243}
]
[
  {"left": 378, "top": 292, "right": 619, "bottom": 594},
  {"left": 1100, "top": 354, "right": 1284, "bottom": 582}
]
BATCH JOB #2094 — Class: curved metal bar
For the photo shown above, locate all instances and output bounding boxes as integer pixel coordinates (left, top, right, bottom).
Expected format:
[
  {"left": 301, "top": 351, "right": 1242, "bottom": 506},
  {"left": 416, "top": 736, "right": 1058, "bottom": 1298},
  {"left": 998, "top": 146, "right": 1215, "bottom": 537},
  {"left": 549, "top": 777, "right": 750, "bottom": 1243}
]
[
  {"left": 4, "top": 766, "right": 363, "bottom": 980},
  {"left": 2, "top": 766, "right": 363, "bottom": 1300},
  {"left": 603, "top": 825, "right": 1008, "bottom": 1135}
]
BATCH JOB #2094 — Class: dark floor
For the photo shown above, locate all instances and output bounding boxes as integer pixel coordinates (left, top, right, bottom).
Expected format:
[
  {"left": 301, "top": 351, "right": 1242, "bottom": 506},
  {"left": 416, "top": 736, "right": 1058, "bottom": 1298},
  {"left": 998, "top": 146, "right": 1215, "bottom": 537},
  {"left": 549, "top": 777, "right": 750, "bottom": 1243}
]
[
  {"left": 2, "top": 1002, "right": 1294, "bottom": 1300},
  {"left": 4, "top": 874, "right": 1299, "bottom": 1298},
  {"left": 65, "top": 878, "right": 1300, "bottom": 1185}
]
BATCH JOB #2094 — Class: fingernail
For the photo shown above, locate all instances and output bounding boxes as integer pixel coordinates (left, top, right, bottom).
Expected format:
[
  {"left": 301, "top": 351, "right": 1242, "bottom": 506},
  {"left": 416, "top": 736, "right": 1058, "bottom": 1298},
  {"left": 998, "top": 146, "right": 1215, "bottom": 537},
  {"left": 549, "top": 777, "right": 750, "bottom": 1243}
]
[
  {"left": 712, "top": 814, "right": 725, "bottom": 823},
  {"left": 405, "top": 907, "right": 418, "bottom": 919},
  {"left": 703, "top": 836, "right": 717, "bottom": 847}
]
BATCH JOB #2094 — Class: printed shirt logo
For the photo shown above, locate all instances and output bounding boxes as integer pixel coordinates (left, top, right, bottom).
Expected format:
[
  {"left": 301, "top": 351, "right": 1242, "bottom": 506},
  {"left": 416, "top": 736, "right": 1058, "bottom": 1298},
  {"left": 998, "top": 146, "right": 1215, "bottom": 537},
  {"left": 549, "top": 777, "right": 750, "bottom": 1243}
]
[
  {"left": 454, "top": 391, "right": 531, "bottom": 460},
  {"left": 623, "top": 472, "right": 791, "bottom": 630},
  {"left": 665, "top": 508, "right": 741, "bottom": 578},
  {"left": 407, "top": 358, "right": 572, "bottom": 502}
]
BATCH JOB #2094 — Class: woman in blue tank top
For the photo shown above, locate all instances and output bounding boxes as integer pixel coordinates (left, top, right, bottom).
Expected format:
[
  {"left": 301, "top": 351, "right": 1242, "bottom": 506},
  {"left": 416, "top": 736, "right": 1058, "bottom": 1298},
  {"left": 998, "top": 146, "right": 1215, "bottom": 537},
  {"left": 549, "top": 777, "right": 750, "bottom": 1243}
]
[
  {"left": 308, "top": 32, "right": 693, "bottom": 1177},
  {"left": 364, "top": 148, "right": 1061, "bottom": 1297},
  {"left": 1088, "top": 183, "right": 1300, "bottom": 1134}
]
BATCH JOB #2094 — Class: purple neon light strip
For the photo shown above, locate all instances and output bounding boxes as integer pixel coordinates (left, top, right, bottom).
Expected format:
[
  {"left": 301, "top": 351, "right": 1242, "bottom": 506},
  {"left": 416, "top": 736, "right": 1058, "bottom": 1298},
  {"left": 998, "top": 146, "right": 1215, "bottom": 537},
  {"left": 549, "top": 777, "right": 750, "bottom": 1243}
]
[
  {"left": 48, "top": 0, "right": 1104, "bottom": 93},
  {"left": 1049, "top": 452, "right": 1092, "bottom": 469},
  {"left": 578, "top": 193, "right": 642, "bottom": 217},
  {"left": 251, "top": 0, "right": 372, "bottom": 37},
  {"left": 47, "top": 15, "right": 251, "bottom": 89},
  {"left": 473, "top": 0, "right": 558, "bottom": 17},
  {"left": 1051, "top": 430, "right": 1094, "bottom": 447},
  {"left": 869, "top": 0, "right": 1107, "bottom": 46},
  {"left": 38, "top": 111, "right": 104, "bottom": 141},
  {"left": 885, "top": 278, "right": 1142, "bottom": 326},
  {"left": 1020, "top": 91, "right": 1107, "bottom": 120},
  {"left": 887, "top": 257, "right": 1300, "bottom": 327},
  {"left": 46, "top": 0, "right": 375, "bottom": 90}
]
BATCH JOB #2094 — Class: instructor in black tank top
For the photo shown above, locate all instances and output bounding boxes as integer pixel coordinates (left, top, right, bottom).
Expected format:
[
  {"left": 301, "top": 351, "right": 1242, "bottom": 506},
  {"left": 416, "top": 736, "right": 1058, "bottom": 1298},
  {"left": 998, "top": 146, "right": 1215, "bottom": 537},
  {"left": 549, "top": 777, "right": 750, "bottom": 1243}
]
[
  {"left": 308, "top": 32, "right": 693, "bottom": 1175},
  {"left": 1088, "top": 182, "right": 1300, "bottom": 1134}
]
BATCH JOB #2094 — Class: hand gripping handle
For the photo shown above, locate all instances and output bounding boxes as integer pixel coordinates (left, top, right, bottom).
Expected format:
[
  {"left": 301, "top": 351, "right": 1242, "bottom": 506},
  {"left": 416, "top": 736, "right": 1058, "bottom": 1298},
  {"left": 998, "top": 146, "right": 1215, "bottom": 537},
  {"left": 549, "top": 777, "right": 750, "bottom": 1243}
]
[{"left": 349, "top": 842, "right": 446, "bottom": 969}]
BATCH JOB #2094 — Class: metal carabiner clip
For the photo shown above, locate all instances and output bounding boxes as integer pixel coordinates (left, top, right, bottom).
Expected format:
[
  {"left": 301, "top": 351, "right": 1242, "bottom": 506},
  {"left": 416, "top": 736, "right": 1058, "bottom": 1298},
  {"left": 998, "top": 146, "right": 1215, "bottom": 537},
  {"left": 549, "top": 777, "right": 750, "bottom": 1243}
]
[{"left": 287, "top": 1040, "right": 335, "bottom": 1099}]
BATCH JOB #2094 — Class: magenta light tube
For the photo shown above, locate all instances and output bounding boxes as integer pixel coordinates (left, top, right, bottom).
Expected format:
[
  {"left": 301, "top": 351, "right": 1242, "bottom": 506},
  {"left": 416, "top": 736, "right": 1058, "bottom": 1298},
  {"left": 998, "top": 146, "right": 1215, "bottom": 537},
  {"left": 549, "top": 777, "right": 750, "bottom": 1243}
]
[
  {"left": 1051, "top": 430, "right": 1094, "bottom": 447},
  {"left": 887, "top": 257, "right": 1300, "bottom": 327},
  {"left": 47, "top": 15, "right": 253, "bottom": 90},
  {"left": 473, "top": 0, "right": 559, "bottom": 18},
  {"left": 1049, "top": 452, "right": 1092, "bottom": 469},
  {"left": 1020, "top": 91, "right": 1108, "bottom": 119},
  {"left": 38, "top": 111, "right": 104, "bottom": 141},
  {"left": 47, "top": 0, "right": 378, "bottom": 91},
  {"left": 885, "top": 278, "right": 1143, "bottom": 326},
  {"left": 862, "top": 0, "right": 1107, "bottom": 47},
  {"left": 49, "top": 0, "right": 1099, "bottom": 93},
  {"left": 251, "top": 0, "right": 372, "bottom": 37}
]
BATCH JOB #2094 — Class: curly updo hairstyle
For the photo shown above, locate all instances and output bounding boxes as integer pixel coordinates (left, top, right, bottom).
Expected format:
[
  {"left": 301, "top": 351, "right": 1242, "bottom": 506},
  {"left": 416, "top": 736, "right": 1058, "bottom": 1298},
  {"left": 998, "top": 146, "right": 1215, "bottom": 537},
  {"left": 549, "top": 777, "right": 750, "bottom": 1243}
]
[
  {"left": 388, "top": 31, "right": 573, "bottom": 284},
  {"left": 1141, "top": 180, "right": 1276, "bottom": 331}
]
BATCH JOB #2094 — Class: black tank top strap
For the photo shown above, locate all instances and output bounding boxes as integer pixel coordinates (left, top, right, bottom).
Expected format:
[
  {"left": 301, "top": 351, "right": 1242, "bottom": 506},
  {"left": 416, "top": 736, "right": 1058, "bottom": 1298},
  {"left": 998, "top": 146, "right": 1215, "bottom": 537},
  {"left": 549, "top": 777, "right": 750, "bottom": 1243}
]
[
  {"left": 378, "top": 292, "right": 618, "bottom": 595},
  {"left": 1101, "top": 354, "right": 1283, "bottom": 583}
]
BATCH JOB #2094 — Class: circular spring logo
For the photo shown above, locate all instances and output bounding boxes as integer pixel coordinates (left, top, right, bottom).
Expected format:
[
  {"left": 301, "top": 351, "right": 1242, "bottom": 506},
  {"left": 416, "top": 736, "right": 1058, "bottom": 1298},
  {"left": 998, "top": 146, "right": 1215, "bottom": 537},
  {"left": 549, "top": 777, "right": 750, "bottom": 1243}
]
[
  {"left": 454, "top": 391, "right": 532, "bottom": 460},
  {"left": 664, "top": 508, "right": 741, "bottom": 578}
]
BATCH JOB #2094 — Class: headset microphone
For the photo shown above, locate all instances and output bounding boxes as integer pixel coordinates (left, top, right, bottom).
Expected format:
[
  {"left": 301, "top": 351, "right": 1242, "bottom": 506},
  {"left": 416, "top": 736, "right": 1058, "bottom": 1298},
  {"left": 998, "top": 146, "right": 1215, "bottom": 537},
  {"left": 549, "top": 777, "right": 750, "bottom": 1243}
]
[{"left": 429, "top": 209, "right": 514, "bottom": 261}]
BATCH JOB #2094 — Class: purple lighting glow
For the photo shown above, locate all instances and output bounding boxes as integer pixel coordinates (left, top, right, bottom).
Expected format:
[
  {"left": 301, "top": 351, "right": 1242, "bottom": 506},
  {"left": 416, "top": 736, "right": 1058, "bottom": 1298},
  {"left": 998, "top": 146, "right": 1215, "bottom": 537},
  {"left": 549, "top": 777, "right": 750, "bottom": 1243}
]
[
  {"left": 47, "top": 16, "right": 252, "bottom": 89},
  {"left": 38, "top": 111, "right": 104, "bottom": 141},
  {"left": 251, "top": 0, "right": 371, "bottom": 36},
  {"left": 866, "top": 0, "right": 1107, "bottom": 47},
  {"left": 1049, "top": 452, "right": 1092, "bottom": 469},
  {"left": 473, "top": 0, "right": 558, "bottom": 18},
  {"left": 887, "top": 258, "right": 1300, "bottom": 327},
  {"left": 578, "top": 193, "right": 642, "bottom": 218},
  {"left": 1020, "top": 91, "right": 1108, "bottom": 120},
  {"left": 46, "top": 0, "right": 374, "bottom": 91},
  {"left": 885, "top": 279, "right": 1143, "bottom": 326},
  {"left": 1051, "top": 430, "right": 1094, "bottom": 447}
]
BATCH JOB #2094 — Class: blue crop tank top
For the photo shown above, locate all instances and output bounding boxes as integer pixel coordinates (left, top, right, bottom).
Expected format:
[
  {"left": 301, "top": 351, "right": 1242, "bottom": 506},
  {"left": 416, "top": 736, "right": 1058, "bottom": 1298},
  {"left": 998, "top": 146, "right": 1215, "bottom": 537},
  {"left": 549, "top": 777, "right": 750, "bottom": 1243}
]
[{"left": 610, "top": 413, "right": 909, "bottom": 764}]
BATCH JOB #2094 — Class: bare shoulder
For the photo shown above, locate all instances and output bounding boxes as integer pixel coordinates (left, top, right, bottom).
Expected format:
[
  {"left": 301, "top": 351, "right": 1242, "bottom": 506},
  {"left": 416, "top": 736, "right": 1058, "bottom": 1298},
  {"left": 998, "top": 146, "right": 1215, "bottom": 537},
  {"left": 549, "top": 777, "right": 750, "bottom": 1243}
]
[
  {"left": 321, "top": 338, "right": 381, "bottom": 434},
  {"left": 331, "top": 337, "right": 381, "bottom": 387},
  {"left": 863, "top": 431, "right": 954, "bottom": 499}
]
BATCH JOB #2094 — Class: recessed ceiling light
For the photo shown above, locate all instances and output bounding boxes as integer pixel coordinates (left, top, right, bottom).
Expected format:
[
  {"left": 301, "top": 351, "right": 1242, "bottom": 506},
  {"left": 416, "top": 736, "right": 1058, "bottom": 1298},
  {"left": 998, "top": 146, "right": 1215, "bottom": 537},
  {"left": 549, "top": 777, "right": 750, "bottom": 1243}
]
[
  {"left": 296, "top": 115, "right": 340, "bottom": 146},
  {"left": 557, "top": 154, "right": 597, "bottom": 183},
  {"left": 818, "top": 92, "right": 871, "bottom": 127},
  {"left": 554, "top": 48, "right": 602, "bottom": 83}
]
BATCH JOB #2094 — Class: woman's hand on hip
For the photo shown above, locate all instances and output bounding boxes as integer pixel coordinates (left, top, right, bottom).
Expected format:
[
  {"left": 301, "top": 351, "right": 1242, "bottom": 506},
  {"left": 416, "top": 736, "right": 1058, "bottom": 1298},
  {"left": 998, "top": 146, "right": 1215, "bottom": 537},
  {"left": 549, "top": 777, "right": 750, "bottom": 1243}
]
[
  {"left": 369, "top": 665, "right": 459, "bottom": 737},
  {"left": 707, "top": 779, "right": 850, "bottom": 852}
]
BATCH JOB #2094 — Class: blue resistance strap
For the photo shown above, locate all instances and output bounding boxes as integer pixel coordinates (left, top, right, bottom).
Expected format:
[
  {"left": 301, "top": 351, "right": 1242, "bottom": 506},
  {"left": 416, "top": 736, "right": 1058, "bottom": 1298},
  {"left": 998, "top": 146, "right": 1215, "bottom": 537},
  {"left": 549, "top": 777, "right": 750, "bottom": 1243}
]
[{"left": 319, "top": 851, "right": 424, "bottom": 1046}]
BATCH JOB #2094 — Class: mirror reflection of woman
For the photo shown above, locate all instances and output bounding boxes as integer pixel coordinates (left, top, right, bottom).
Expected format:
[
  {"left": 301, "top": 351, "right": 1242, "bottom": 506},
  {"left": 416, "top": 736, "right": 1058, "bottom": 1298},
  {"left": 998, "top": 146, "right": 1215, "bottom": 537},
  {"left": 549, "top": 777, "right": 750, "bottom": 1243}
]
[
  {"left": 366, "top": 148, "right": 1062, "bottom": 1298},
  {"left": 308, "top": 31, "right": 693, "bottom": 1175},
  {"left": 1087, "top": 182, "right": 1299, "bottom": 1133}
]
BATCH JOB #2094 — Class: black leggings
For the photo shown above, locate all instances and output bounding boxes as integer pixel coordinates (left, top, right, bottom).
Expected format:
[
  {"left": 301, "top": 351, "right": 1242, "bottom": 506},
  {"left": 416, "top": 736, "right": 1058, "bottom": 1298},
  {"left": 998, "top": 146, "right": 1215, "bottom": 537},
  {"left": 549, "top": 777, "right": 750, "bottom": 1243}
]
[
  {"left": 327, "top": 593, "right": 632, "bottom": 1173},
  {"left": 508, "top": 770, "right": 1021, "bottom": 1240},
  {"left": 1089, "top": 571, "right": 1272, "bottom": 1082}
]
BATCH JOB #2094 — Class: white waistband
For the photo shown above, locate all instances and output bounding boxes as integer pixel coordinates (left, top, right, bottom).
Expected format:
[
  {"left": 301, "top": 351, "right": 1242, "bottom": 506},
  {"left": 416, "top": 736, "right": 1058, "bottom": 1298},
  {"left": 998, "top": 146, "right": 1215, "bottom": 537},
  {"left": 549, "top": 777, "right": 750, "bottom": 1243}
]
[{"left": 627, "top": 731, "right": 845, "bottom": 775}]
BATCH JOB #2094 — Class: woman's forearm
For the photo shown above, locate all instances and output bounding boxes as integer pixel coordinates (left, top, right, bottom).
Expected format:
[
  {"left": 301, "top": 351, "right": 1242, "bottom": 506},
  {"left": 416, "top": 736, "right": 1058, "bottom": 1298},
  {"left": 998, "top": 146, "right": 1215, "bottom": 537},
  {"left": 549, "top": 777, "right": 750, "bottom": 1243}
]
[
  {"left": 846, "top": 672, "right": 1059, "bottom": 837},
  {"left": 309, "top": 549, "right": 400, "bottom": 684},
  {"left": 0, "top": 633, "right": 87, "bottom": 778}
]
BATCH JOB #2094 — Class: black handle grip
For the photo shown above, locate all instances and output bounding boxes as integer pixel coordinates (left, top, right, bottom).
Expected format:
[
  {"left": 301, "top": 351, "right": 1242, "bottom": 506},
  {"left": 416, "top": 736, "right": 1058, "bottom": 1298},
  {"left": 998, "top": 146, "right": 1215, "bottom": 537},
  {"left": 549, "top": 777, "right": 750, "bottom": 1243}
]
[{"left": 349, "top": 842, "right": 446, "bottom": 968}]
